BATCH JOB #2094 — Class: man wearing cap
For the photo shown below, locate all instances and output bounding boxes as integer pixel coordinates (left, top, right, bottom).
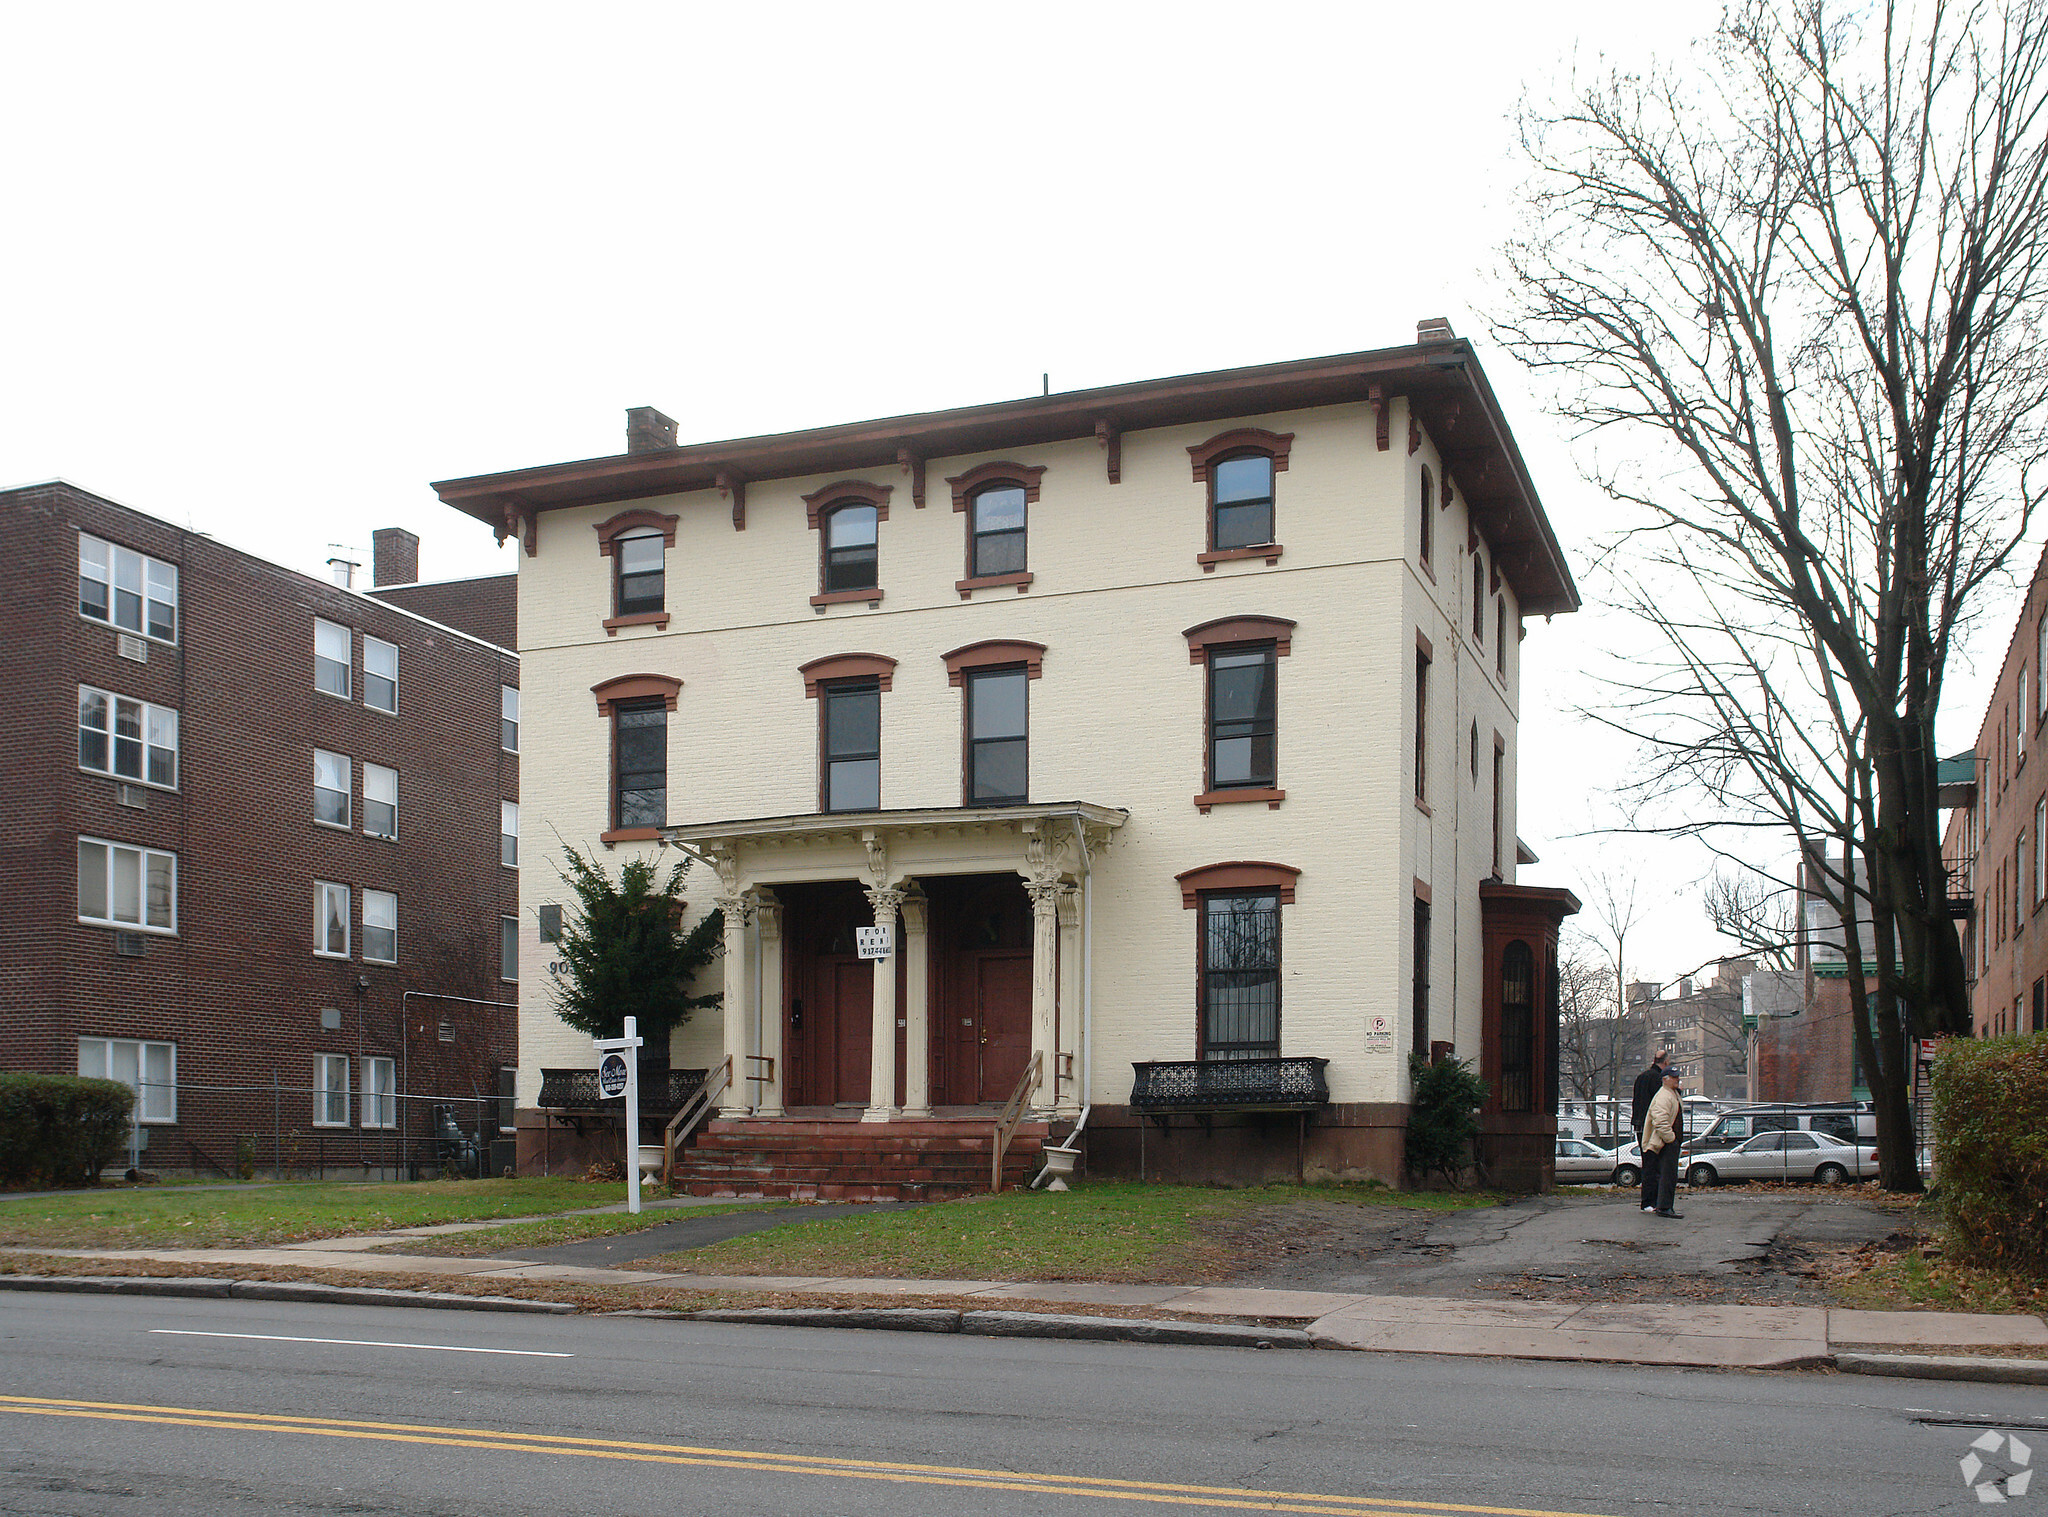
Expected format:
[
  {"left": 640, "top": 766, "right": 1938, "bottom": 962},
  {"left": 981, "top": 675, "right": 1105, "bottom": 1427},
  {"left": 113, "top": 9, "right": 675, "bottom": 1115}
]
[
  {"left": 1631, "top": 1049, "right": 1669, "bottom": 1213},
  {"left": 1640, "top": 1067, "right": 1686, "bottom": 1218}
]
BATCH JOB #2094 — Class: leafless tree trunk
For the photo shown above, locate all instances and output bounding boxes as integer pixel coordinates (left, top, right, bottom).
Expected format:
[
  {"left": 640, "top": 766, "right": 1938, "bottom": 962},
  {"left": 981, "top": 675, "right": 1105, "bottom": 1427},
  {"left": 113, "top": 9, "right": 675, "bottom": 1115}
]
[{"left": 1497, "top": 0, "right": 2048, "bottom": 1190}]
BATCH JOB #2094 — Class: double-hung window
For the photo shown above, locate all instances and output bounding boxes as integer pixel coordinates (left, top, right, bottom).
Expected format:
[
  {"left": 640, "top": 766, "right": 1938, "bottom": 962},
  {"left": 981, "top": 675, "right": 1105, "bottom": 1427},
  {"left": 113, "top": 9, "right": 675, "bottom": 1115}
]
[
  {"left": 363, "top": 1056, "right": 397, "bottom": 1127},
  {"left": 79, "top": 687, "right": 178, "bottom": 788},
  {"left": 314, "top": 1054, "right": 350, "bottom": 1126},
  {"left": 78, "top": 1038, "right": 176, "bottom": 1123},
  {"left": 822, "top": 678, "right": 881, "bottom": 812},
  {"left": 315, "top": 619, "right": 351, "bottom": 698},
  {"left": 78, "top": 838, "right": 176, "bottom": 933},
  {"left": 965, "top": 667, "right": 1028, "bottom": 804},
  {"left": 362, "top": 763, "right": 398, "bottom": 839},
  {"left": 1212, "top": 455, "right": 1275, "bottom": 551},
  {"left": 501, "top": 686, "right": 520, "bottom": 752},
  {"left": 501, "top": 800, "right": 519, "bottom": 868},
  {"left": 1208, "top": 644, "right": 1277, "bottom": 791},
  {"left": 1200, "top": 891, "right": 1281, "bottom": 1060},
  {"left": 314, "top": 750, "right": 351, "bottom": 827},
  {"left": 615, "top": 528, "right": 665, "bottom": 614},
  {"left": 969, "top": 486, "right": 1027, "bottom": 578},
  {"left": 79, "top": 533, "right": 177, "bottom": 642},
  {"left": 500, "top": 915, "right": 519, "bottom": 983},
  {"left": 363, "top": 636, "right": 398, "bottom": 713},
  {"left": 822, "top": 505, "right": 879, "bottom": 593},
  {"left": 363, "top": 889, "right": 397, "bottom": 964},
  {"left": 616, "top": 702, "right": 666, "bottom": 828},
  {"left": 315, "top": 881, "right": 350, "bottom": 958}
]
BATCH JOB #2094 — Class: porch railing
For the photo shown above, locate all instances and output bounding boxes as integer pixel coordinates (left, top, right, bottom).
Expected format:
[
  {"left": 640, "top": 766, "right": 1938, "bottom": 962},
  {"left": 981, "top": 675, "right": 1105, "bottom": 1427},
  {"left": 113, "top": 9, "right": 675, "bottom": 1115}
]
[
  {"left": 662, "top": 1057, "right": 731, "bottom": 1186},
  {"left": 992, "top": 1050, "right": 1043, "bottom": 1193}
]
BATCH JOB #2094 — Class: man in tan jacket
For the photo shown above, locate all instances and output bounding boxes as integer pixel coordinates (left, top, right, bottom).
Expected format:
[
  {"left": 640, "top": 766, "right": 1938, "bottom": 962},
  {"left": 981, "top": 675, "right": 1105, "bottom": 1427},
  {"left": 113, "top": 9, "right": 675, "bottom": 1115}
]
[{"left": 1640, "top": 1068, "right": 1685, "bottom": 1218}]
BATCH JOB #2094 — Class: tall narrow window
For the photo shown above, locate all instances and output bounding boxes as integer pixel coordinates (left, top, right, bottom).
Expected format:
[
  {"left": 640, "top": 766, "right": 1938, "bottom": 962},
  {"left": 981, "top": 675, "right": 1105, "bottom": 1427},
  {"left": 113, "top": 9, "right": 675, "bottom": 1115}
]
[
  {"left": 969, "top": 485, "right": 1027, "bottom": 578},
  {"left": 822, "top": 678, "right": 881, "bottom": 812},
  {"left": 1211, "top": 454, "right": 1275, "bottom": 551},
  {"left": 500, "top": 915, "right": 519, "bottom": 982},
  {"left": 1412, "top": 897, "right": 1431, "bottom": 1060},
  {"left": 501, "top": 685, "right": 520, "bottom": 752},
  {"left": 1200, "top": 891, "right": 1281, "bottom": 1060},
  {"left": 1499, "top": 940, "right": 1535, "bottom": 1112},
  {"left": 363, "top": 889, "right": 397, "bottom": 964},
  {"left": 362, "top": 763, "right": 398, "bottom": 839},
  {"left": 363, "top": 1056, "right": 397, "bottom": 1127},
  {"left": 965, "top": 666, "right": 1028, "bottom": 804},
  {"left": 1492, "top": 739, "right": 1506, "bottom": 879},
  {"left": 822, "top": 505, "right": 879, "bottom": 593},
  {"left": 615, "top": 701, "right": 666, "bottom": 828},
  {"left": 314, "top": 750, "right": 351, "bottom": 827},
  {"left": 1471, "top": 551, "right": 1486, "bottom": 642},
  {"left": 1208, "top": 644, "right": 1277, "bottom": 790},
  {"left": 315, "top": 881, "right": 350, "bottom": 958},
  {"left": 79, "top": 533, "right": 177, "bottom": 641},
  {"left": 78, "top": 838, "right": 176, "bottom": 933},
  {"left": 615, "top": 527, "right": 665, "bottom": 614},
  {"left": 363, "top": 636, "right": 398, "bottom": 713},
  {"left": 2037, "top": 797, "right": 2046, "bottom": 906},
  {"left": 314, "top": 1054, "right": 350, "bottom": 1127},
  {"left": 501, "top": 800, "right": 519, "bottom": 868},
  {"left": 1418, "top": 467, "right": 1434, "bottom": 567},
  {"left": 2039, "top": 615, "right": 2048, "bottom": 722},
  {"left": 2024, "top": 667, "right": 2031, "bottom": 763},
  {"left": 1414, "top": 646, "right": 1431, "bottom": 803},
  {"left": 314, "top": 619, "right": 351, "bottom": 698},
  {"left": 1496, "top": 600, "right": 1507, "bottom": 677}
]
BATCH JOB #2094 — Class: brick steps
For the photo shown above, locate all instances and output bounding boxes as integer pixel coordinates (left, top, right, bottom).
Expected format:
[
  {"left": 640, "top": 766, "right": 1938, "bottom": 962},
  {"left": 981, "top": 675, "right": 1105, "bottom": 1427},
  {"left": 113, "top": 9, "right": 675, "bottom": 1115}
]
[{"left": 672, "top": 1117, "right": 1048, "bottom": 1202}]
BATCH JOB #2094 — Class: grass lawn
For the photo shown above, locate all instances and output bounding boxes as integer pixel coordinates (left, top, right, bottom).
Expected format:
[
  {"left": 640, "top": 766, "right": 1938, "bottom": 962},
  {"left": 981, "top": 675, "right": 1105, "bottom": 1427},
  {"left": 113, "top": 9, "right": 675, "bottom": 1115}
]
[
  {"left": 0, "top": 1178, "right": 639, "bottom": 1251},
  {"left": 635, "top": 1180, "right": 1503, "bottom": 1283},
  {"left": 374, "top": 1201, "right": 782, "bottom": 1258}
]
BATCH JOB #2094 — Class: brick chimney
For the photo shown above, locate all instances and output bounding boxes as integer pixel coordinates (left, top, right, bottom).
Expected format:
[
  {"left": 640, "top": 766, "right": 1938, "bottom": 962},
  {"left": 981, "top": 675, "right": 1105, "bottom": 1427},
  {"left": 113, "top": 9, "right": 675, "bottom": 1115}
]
[
  {"left": 372, "top": 528, "right": 420, "bottom": 587},
  {"left": 1417, "top": 316, "right": 1456, "bottom": 343},
  {"left": 627, "top": 407, "right": 678, "bottom": 454}
]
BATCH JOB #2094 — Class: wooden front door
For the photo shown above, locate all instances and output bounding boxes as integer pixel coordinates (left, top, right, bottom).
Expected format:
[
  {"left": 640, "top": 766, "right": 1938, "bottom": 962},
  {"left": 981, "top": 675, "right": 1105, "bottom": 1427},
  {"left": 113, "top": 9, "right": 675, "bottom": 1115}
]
[
  {"left": 782, "top": 881, "right": 876, "bottom": 1107},
  {"left": 973, "top": 953, "right": 1033, "bottom": 1102},
  {"left": 819, "top": 955, "right": 873, "bottom": 1105},
  {"left": 927, "top": 873, "right": 1036, "bottom": 1106}
]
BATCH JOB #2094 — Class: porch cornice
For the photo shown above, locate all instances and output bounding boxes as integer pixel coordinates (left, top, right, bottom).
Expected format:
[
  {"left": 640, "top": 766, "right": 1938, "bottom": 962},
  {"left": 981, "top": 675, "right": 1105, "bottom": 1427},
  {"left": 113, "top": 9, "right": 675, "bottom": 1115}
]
[{"left": 663, "top": 800, "right": 1128, "bottom": 851}]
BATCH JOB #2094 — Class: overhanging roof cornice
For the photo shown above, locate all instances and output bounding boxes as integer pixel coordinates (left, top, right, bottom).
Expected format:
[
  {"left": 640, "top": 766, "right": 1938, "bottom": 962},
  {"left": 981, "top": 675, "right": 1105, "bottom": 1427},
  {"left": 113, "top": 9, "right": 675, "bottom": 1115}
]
[
  {"left": 433, "top": 342, "right": 1578, "bottom": 615},
  {"left": 666, "top": 801, "right": 1129, "bottom": 850}
]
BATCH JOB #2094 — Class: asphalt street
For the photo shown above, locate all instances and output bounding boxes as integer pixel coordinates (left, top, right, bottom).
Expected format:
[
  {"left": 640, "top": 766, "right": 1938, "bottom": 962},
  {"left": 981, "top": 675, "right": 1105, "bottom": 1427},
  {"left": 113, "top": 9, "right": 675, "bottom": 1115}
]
[{"left": 0, "top": 1292, "right": 2040, "bottom": 1516}]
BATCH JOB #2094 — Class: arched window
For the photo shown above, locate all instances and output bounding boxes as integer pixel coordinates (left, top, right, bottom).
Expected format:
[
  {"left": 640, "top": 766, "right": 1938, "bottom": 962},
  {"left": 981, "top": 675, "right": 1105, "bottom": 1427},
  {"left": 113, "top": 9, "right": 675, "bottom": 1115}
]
[
  {"left": 969, "top": 485, "right": 1028, "bottom": 579},
  {"left": 616, "top": 528, "right": 665, "bottom": 615},
  {"left": 1500, "top": 940, "right": 1535, "bottom": 1112},
  {"left": 822, "top": 503, "right": 878, "bottom": 593},
  {"left": 1188, "top": 428, "right": 1291, "bottom": 568},
  {"left": 1419, "top": 466, "right": 1434, "bottom": 567},
  {"left": 1471, "top": 550, "right": 1486, "bottom": 643}
]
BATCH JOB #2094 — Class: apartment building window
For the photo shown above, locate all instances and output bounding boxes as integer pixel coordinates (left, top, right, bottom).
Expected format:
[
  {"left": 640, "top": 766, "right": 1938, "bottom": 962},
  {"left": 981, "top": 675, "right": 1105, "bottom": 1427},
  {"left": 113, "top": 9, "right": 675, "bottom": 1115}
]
[
  {"left": 2016, "top": 835, "right": 2025, "bottom": 936},
  {"left": 501, "top": 686, "right": 520, "bottom": 752},
  {"left": 363, "top": 763, "right": 398, "bottom": 839},
  {"left": 965, "top": 666, "right": 1028, "bottom": 804},
  {"left": 79, "top": 533, "right": 177, "bottom": 642},
  {"left": 1499, "top": 940, "right": 1536, "bottom": 1112},
  {"left": 363, "top": 636, "right": 398, "bottom": 713},
  {"left": 2023, "top": 667, "right": 2031, "bottom": 764},
  {"left": 969, "top": 485, "right": 1028, "bottom": 579},
  {"left": 78, "top": 838, "right": 175, "bottom": 933},
  {"left": 615, "top": 703, "right": 666, "bottom": 828},
  {"left": 615, "top": 529, "right": 666, "bottom": 614},
  {"left": 78, "top": 687, "right": 178, "bottom": 788},
  {"left": 501, "top": 800, "right": 519, "bottom": 868},
  {"left": 822, "top": 678, "right": 881, "bottom": 812},
  {"left": 1209, "top": 644, "right": 1277, "bottom": 791},
  {"left": 1496, "top": 600, "right": 1508, "bottom": 677},
  {"left": 2037, "top": 797, "right": 2046, "bottom": 907},
  {"left": 1211, "top": 455, "right": 1276, "bottom": 552},
  {"left": 1414, "top": 641, "right": 1432, "bottom": 806},
  {"left": 315, "top": 618, "right": 351, "bottom": 698},
  {"left": 314, "top": 1054, "right": 350, "bottom": 1127},
  {"left": 500, "top": 915, "right": 519, "bottom": 982},
  {"left": 363, "top": 889, "right": 397, "bottom": 964},
  {"left": 1471, "top": 551, "right": 1486, "bottom": 643},
  {"left": 363, "top": 1056, "right": 397, "bottom": 1128},
  {"left": 1492, "top": 736, "right": 1507, "bottom": 879},
  {"left": 314, "top": 750, "right": 351, "bottom": 828},
  {"left": 498, "top": 1066, "right": 518, "bottom": 1134},
  {"left": 1419, "top": 466, "right": 1434, "bottom": 568},
  {"left": 1412, "top": 895, "right": 1431, "bottom": 1060},
  {"left": 78, "top": 1038, "right": 176, "bottom": 1123},
  {"left": 821, "top": 504, "right": 879, "bottom": 593},
  {"left": 2040, "top": 615, "right": 2048, "bottom": 722},
  {"left": 1199, "top": 891, "right": 1282, "bottom": 1060},
  {"left": 315, "top": 881, "right": 350, "bottom": 958}
]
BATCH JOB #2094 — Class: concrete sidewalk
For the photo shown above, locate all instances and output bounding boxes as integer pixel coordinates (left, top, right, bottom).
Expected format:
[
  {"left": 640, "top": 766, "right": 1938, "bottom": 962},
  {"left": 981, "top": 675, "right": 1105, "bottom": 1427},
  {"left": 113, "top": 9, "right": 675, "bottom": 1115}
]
[{"left": 8, "top": 1228, "right": 2046, "bottom": 1373}]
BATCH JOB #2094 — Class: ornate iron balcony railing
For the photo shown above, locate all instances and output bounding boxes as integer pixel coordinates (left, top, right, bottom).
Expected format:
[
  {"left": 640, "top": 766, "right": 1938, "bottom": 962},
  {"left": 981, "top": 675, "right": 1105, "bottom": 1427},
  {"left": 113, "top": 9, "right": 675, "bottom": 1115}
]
[{"left": 1129, "top": 1057, "right": 1330, "bottom": 1113}]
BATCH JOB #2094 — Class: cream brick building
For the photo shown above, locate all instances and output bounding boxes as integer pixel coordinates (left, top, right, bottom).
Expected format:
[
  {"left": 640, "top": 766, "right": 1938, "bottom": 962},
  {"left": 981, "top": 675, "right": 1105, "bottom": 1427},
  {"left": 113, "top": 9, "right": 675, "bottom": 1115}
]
[{"left": 433, "top": 329, "right": 1579, "bottom": 1191}]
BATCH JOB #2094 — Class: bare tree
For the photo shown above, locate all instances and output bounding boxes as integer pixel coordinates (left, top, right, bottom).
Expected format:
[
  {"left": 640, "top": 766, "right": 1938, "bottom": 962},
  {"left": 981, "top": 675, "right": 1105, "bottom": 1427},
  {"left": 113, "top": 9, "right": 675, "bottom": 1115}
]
[
  {"left": 1565, "top": 866, "right": 1651, "bottom": 1135},
  {"left": 1703, "top": 869, "right": 1798, "bottom": 970},
  {"left": 1556, "top": 940, "right": 1630, "bottom": 1135},
  {"left": 1497, "top": 0, "right": 2048, "bottom": 1189}
]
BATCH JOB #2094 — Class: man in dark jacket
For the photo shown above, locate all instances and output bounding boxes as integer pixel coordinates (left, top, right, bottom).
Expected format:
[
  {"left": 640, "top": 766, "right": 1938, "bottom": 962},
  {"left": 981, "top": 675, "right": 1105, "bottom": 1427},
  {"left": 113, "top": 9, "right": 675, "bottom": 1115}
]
[{"left": 1633, "top": 1050, "right": 1669, "bottom": 1212}]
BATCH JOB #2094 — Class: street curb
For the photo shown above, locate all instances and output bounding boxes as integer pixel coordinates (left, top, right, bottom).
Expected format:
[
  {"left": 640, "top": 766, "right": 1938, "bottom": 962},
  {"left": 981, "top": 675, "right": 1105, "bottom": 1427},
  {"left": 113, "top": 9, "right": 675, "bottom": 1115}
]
[
  {"left": 688, "top": 1307, "right": 962, "bottom": 1333},
  {"left": 1835, "top": 1352, "right": 2048, "bottom": 1385},
  {"left": 0, "top": 1275, "right": 574, "bottom": 1315},
  {"left": 960, "top": 1311, "right": 1313, "bottom": 1349}
]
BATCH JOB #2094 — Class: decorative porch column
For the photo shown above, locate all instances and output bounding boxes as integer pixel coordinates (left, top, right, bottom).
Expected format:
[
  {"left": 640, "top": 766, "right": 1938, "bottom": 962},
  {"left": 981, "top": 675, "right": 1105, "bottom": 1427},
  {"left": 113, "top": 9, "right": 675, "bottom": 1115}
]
[
  {"left": 1025, "top": 880, "right": 1061, "bottom": 1114},
  {"left": 714, "top": 893, "right": 754, "bottom": 1117},
  {"left": 862, "top": 886, "right": 903, "bottom": 1123},
  {"left": 900, "top": 889, "right": 932, "bottom": 1117},
  {"left": 1055, "top": 885, "right": 1083, "bottom": 1116},
  {"left": 754, "top": 889, "right": 784, "bottom": 1118}
]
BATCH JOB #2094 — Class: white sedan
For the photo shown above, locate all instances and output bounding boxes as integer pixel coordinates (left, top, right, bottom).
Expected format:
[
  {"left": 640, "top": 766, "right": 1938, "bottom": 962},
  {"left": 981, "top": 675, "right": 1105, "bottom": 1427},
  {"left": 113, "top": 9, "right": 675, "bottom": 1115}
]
[
  {"left": 1555, "top": 1137, "right": 1628, "bottom": 1182},
  {"left": 1683, "top": 1129, "right": 1878, "bottom": 1187}
]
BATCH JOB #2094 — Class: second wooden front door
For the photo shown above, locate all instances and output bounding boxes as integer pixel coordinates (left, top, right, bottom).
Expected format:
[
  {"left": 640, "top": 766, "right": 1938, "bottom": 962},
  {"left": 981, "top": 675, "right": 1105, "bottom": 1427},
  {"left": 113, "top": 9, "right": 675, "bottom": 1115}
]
[{"left": 972, "top": 952, "right": 1033, "bottom": 1102}]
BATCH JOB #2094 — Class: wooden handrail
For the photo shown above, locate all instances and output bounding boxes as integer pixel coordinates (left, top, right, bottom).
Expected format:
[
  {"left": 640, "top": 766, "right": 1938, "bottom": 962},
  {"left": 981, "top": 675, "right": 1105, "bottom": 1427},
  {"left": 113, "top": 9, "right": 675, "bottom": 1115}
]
[
  {"left": 991, "top": 1050, "right": 1043, "bottom": 1193},
  {"left": 662, "top": 1056, "right": 730, "bottom": 1186}
]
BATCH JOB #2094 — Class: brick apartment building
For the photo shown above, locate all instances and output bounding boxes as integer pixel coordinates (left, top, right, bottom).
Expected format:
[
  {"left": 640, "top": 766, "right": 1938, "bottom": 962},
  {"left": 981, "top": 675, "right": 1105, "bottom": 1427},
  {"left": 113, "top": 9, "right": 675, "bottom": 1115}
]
[
  {"left": 0, "top": 481, "right": 520, "bottom": 1177},
  {"left": 1646, "top": 961, "right": 1752, "bottom": 1102}
]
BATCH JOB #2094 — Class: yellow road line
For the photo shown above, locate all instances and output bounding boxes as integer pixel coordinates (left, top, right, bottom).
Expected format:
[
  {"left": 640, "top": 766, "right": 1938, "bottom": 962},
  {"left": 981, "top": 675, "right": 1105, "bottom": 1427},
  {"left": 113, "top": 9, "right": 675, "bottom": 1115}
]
[{"left": 0, "top": 1395, "right": 1615, "bottom": 1517}]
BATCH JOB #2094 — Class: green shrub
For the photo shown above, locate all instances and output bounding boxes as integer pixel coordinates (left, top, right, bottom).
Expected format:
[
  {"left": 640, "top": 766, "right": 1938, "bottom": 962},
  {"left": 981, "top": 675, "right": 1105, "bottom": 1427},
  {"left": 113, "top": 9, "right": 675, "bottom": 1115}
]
[
  {"left": 0, "top": 1073, "right": 136, "bottom": 1188},
  {"left": 1930, "top": 1032, "right": 2048, "bottom": 1277},
  {"left": 1405, "top": 1053, "right": 1490, "bottom": 1189}
]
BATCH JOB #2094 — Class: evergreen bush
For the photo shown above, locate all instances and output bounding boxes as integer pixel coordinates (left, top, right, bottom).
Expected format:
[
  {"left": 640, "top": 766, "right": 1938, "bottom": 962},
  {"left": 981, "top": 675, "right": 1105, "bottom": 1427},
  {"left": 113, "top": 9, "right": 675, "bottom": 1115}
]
[
  {"left": 550, "top": 847, "right": 724, "bottom": 1046},
  {"left": 1404, "top": 1053, "right": 1489, "bottom": 1189},
  {"left": 1931, "top": 1031, "right": 2048, "bottom": 1277},
  {"left": 0, "top": 1073, "right": 136, "bottom": 1188}
]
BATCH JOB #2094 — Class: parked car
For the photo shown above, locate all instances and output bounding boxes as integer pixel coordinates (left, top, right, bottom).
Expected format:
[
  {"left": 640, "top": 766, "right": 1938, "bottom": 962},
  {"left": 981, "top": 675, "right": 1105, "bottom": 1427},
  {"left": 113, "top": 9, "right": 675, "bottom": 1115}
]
[
  {"left": 1683, "top": 1129, "right": 1878, "bottom": 1187},
  {"left": 1605, "top": 1142, "right": 1689, "bottom": 1189},
  {"left": 1684, "top": 1104, "right": 1874, "bottom": 1156},
  {"left": 1554, "top": 1137, "right": 1625, "bottom": 1182}
]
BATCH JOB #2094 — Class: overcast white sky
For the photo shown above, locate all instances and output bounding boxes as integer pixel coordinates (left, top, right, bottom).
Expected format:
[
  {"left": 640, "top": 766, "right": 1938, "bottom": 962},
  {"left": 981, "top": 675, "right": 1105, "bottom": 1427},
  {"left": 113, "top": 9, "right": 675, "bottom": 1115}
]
[{"left": 2, "top": 2, "right": 2025, "bottom": 992}]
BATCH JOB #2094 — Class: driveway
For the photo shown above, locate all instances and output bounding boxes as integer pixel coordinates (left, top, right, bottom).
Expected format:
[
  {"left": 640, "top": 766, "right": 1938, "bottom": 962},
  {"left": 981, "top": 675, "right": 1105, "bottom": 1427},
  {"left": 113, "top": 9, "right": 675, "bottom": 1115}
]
[{"left": 1224, "top": 1189, "right": 1903, "bottom": 1306}]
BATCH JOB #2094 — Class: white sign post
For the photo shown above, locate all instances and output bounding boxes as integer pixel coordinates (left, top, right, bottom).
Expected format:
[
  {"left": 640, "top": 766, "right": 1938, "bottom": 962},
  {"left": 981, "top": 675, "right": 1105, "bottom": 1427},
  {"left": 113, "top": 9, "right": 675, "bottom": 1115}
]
[
  {"left": 591, "top": 1015, "right": 645, "bottom": 1214},
  {"left": 855, "top": 925, "right": 893, "bottom": 961}
]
